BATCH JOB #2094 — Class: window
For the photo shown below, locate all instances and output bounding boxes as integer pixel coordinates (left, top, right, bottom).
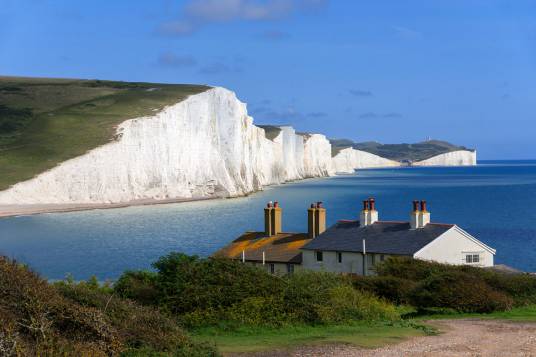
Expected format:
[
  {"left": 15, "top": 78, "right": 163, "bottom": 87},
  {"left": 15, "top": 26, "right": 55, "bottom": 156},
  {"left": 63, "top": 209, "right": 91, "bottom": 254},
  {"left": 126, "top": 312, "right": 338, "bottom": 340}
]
[
  {"left": 380, "top": 255, "right": 385, "bottom": 262},
  {"left": 316, "top": 251, "right": 323, "bottom": 262},
  {"left": 466, "top": 254, "right": 480, "bottom": 264},
  {"left": 337, "top": 252, "right": 342, "bottom": 263},
  {"left": 287, "top": 264, "right": 294, "bottom": 274},
  {"left": 270, "top": 263, "right": 275, "bottom": 274}
]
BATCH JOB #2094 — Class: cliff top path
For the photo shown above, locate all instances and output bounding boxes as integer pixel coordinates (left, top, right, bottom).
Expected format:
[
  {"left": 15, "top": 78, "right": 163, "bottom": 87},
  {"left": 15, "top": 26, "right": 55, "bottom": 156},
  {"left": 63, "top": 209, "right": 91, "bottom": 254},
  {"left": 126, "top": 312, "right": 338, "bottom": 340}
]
[{"left": 231, "top": 319, "right": 536, "bottom": 357}]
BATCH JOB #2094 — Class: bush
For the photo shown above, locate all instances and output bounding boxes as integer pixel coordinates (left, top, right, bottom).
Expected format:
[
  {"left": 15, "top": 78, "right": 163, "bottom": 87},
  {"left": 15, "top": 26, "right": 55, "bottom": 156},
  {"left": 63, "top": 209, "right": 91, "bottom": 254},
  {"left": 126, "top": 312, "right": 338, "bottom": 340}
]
[
  {"left": 316, "top": 285, "right": 399, "bottom": 323},
  {"left": 114, "top": 270, "right": 159, "bottom": 306},
  {"left": 0, "top": 256, "right": 219, "bottom": 356},
  {"left": 408, "top": 271, "right": 513, "bottom": 313},
  {"left": 352, "top": 276, "right": 417, "bottom": 305},
  {"left": 115, "top": 254, "right": 400, "bottom": 328},
  {"left": 150, "top": 253, "right": 283, "bottom": 315}
]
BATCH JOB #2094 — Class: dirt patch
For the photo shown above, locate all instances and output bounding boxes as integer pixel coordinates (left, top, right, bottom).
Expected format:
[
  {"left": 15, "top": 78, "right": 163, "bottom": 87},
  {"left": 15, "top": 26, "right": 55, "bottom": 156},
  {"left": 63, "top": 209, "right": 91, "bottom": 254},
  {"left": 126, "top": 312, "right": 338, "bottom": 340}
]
[{"left": 230, "top": 319, "right": 536, "bottom": 357}]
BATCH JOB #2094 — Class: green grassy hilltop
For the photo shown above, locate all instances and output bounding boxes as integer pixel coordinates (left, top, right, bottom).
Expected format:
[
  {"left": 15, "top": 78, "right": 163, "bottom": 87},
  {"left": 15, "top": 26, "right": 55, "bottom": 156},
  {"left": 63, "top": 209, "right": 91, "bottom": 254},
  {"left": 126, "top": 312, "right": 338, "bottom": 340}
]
[
  {"left": 0, "top": 76, "right": 209, "bottom": 191},
  {"left": 330, "top": 139, "right": 474, "bottom": 161}
]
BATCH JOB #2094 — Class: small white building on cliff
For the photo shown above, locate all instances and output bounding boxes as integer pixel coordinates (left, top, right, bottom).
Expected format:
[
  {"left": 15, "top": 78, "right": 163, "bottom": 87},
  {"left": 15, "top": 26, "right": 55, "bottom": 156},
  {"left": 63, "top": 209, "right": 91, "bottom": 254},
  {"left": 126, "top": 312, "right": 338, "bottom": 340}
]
[{"left": 216, "top": 198, "right": 495, "bottom": 275}]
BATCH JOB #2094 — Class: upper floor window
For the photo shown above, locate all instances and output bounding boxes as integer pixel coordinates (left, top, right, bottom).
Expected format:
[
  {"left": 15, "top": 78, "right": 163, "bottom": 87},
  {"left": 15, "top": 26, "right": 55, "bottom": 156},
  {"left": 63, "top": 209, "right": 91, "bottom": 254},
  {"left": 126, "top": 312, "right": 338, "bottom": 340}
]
[
  {"left": 316, "top": 251, "right": 323, "bottom": 262},
  {"left": 337, "top": 252, "right": 342, "bottom": 263},
  {"left": 466, "top": 254, "right": 480, "bottom": 264},
  {"left": 270, "top": 263, "right": 275, "bottom": 274}
]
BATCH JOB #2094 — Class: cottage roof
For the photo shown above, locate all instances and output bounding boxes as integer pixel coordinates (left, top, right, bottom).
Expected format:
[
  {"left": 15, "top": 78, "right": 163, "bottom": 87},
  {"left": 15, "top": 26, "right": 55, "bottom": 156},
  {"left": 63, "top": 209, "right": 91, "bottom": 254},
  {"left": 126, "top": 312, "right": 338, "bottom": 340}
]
[
  {"left": 214, "top": 231, "right": 312, "bottom": 264},
  {"left": 301, "top": 220, "right": 454, "bottom": 255}
]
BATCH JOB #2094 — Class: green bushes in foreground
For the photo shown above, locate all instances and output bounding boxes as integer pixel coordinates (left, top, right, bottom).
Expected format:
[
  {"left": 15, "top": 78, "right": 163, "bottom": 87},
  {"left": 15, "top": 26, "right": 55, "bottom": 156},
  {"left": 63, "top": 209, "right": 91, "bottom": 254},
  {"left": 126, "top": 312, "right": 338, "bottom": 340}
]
[
  {"left": 353, "top": 257, "right": 536, "bottom": 313},
  {"left": 0, "top": 256, "right": 218, "bottom": 357},
  {"left": 114, "top": 253, "right": 399, "bottom": 329}
]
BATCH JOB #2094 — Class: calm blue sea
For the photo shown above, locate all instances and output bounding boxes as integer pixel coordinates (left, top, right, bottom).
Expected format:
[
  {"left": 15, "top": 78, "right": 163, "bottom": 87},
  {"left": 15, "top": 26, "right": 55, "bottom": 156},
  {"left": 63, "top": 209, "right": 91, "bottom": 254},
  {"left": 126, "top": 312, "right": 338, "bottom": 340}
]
[{"left": 1, "top": 160, "right": 536, "bottom": 280}]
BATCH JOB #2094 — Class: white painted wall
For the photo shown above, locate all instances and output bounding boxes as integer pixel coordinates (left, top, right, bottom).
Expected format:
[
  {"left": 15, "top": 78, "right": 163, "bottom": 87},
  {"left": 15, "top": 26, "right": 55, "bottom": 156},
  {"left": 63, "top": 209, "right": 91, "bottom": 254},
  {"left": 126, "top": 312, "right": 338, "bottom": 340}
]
[
  {"left": 414, "top": 226, "right": 494, "bottom": 267},
  {"left": 301, "top": 250, "right": 396, "bottom": 275},
  {"left": 246, "top": 261, "right": 301, "bottom": 275}
]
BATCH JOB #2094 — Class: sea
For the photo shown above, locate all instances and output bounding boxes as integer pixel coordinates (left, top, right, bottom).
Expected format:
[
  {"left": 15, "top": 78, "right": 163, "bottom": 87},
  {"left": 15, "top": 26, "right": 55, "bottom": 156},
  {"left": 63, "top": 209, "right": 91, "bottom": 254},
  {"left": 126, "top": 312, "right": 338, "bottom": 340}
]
[{"left": 1, "top": 160, "right": 535, "bottom": 280}]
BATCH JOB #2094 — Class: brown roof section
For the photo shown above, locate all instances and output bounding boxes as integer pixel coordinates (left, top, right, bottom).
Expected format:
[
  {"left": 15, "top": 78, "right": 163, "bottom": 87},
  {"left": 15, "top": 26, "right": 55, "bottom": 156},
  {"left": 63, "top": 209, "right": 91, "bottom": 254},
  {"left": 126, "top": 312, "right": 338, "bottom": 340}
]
[{"left": 214, "top": 232, "right": 312, "bottom": 264}]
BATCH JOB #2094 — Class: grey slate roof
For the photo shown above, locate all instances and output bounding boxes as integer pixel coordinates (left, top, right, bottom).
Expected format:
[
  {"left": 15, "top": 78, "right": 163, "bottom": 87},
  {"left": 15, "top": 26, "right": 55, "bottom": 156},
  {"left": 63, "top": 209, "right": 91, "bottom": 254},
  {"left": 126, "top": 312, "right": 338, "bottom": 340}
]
[{"left": 302, "top": 220, "right": 454, "bottom": 255}]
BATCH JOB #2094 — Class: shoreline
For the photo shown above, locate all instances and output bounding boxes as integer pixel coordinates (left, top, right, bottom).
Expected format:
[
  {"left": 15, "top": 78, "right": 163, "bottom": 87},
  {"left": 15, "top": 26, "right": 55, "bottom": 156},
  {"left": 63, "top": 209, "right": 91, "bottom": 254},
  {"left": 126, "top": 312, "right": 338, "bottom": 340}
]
[
  {"left": 0, "top": 163, "right": 480, "bottom": 219},
  {"left": 0, "top": 196, "right": 222, "bottom": 219}
]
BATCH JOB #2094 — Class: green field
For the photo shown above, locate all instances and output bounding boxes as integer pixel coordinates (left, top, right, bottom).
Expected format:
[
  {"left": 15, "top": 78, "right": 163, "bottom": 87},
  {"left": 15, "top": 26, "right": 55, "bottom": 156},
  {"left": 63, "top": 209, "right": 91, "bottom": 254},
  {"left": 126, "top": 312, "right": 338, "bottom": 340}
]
[
  {"left": 0, "top": 76, "right": 209, "bottom": 191},
  {"left": 192, "top": 323, "right": 430, "bottom": 354}
]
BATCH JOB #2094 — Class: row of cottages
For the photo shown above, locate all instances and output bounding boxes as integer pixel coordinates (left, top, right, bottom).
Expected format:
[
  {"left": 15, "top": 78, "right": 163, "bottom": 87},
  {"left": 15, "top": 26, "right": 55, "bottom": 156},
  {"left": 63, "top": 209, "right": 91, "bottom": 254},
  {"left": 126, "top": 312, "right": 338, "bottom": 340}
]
[{"left": 215, "top": 198, "right": 496, "bottom": 275}]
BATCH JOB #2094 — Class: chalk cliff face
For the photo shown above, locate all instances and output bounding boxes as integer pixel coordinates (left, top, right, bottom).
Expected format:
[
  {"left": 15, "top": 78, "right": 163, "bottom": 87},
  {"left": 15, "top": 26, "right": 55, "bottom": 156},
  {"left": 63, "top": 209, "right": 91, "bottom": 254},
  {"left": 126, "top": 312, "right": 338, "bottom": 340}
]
[
  {"left": 0, "top": 88, "right": 334, "bottom": 204},
  {"left": 412, "top": 150, "right": 477, "bottom": 166},
  {"left": 0, "top": 87, "right": 476, "bottom": 205},
  {"left": 332, "top": 148, "right": 401, "bottom": 173}
]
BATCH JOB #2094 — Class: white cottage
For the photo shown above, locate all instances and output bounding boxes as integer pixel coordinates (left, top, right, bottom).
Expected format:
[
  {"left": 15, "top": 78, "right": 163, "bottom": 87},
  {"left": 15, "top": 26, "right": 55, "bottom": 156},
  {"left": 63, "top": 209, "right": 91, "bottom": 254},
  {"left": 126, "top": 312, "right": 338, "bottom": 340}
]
[
  {"left": 216, "top": 198, "right": 496, "bottom": 275},
  {"left": 301, "top": 198, "right": 496, "bottom": 275}
]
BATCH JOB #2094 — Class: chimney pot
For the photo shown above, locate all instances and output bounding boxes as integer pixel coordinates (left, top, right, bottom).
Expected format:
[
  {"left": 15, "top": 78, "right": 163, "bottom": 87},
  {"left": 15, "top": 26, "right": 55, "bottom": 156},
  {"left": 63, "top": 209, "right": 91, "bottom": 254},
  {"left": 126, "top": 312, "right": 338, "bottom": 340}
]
[
  {"left": 274, "top": 201, "right": 279, "bottom": 208},
  {"left": 310, "top": 203, "right": 316, "bottom": 208},
  {"left": 420, "top": 200, "right": 427, "bottom": 212},
  {"left": 412, "top": 200, "right": 420, "bottom": 212},
  {"left": 316, "top": 201, "right": 323, "bottom": 208},
  {"left": 362, "top": 200, "right": 369, "bottom": 211},
  {"left": 369, "top": 198, "right": 376, "bottom": 211},
  {"left": 267, "top": 201, "right": 273, "bottom": 208}
]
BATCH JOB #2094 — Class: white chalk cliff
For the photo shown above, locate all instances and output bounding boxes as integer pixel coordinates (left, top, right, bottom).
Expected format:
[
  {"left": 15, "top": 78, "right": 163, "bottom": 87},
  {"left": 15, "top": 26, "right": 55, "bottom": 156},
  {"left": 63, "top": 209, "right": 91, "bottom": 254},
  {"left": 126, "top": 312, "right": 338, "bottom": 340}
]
[
  {"left": 0, "top": 87, "right": 476, "bottom": 205},
  {"left": 332, "top": 148, "right": 401, "bottom": 173},
  {"left": 412, "top": 150, "right": 477, "bottom": 166}
]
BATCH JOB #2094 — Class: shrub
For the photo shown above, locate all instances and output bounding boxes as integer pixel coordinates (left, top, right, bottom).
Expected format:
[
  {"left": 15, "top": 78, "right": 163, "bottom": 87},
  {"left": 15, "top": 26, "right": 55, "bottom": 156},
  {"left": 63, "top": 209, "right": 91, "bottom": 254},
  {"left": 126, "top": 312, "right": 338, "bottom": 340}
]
[
  {"left": 117, "top": 254, "right": 400, "bottom": 328},
  {"left": 0, "top": 256, "right": 219, "bottom": 356},
  {"left": 150, "top": 253, "right": 283, "bottom": 315},
  {"left": 316, "top": 285, "right": 399, "bottom": 323},
  {"left": 408, "top": 271, "right": 513, "bottom": 313},
  {"left": 352, "top": 276, "right": 417, "bottom": 305},
  {"left": 374, "top": 257, "right": 448, "bottom": 280},
  {"left": 114, "top": 270, "right": 159, "bottom": 306}
]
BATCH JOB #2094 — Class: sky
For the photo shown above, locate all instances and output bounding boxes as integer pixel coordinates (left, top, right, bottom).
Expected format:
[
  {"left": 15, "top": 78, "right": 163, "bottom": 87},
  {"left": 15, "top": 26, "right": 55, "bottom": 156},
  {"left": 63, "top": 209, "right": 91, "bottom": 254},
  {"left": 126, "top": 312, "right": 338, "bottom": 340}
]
[{"left": 1, "top": 0, "right": 535, "bottom": 159}]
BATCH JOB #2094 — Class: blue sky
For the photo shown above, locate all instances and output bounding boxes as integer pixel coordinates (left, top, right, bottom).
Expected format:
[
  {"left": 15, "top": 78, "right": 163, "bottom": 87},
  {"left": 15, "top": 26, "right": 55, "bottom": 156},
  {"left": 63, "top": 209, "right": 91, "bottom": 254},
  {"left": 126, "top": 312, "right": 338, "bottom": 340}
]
[{"left": 1, "top": 0, "right": 535, "bottom": 159}]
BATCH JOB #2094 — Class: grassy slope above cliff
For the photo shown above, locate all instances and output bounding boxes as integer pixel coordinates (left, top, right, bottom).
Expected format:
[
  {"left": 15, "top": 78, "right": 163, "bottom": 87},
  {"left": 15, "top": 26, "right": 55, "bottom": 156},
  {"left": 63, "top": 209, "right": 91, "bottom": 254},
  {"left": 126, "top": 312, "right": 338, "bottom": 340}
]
[
  {"left": 0, "top": 76, "right": 210, "bottom": 191},
  {"left": 330, "top": 139, "right": 474, "bottom": 162}
]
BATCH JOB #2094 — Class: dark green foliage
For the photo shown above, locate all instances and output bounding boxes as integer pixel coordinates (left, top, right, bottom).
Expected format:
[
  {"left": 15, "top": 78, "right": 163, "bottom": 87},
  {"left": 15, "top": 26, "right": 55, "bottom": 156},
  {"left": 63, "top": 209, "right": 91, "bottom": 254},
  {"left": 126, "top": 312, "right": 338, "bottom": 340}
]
[
  {"left": 357, "top": 257, "right": 536, "bottom": 313},
  {"left": 408, "top": 272, "right": 513, "bottom": 313},
  {"left": 114, "top": 270, "right": 159, "bottom": 305},
  {"left": 352, "top": 276, "right": 417, "bottom": 305},
  {"left": 152, "top": 253, "right": 283, "bottom": 315},
  {"left": 0, "top": 256, "right": 219, "bottom": 356},
  {"left": 114, "top": 253, "right": 399, "bottom": 329}
]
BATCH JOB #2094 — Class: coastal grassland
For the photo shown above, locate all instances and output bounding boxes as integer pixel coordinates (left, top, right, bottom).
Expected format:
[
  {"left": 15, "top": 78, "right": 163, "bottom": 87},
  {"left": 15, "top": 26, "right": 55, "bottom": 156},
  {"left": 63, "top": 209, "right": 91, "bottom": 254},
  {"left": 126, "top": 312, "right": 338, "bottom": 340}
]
[
  {"left": 0, "top": 76, "right": 210, "bottom": 191},
  {"left": 191, "top": 323, "right": 429, "bottom": 353}
]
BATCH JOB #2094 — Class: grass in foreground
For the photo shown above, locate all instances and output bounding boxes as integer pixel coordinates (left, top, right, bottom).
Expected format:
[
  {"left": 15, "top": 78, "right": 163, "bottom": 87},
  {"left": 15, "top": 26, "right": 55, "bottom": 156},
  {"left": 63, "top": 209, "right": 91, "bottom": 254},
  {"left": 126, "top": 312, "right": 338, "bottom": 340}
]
[
  {"left": 407, "top": 305, "right": 536, "bottom": 322},
  {"left": 0, "top": 76, "right": 209, "bottom": 190},
  {"left": 192, "top": 323, "right": 430, "bottom": 354}
]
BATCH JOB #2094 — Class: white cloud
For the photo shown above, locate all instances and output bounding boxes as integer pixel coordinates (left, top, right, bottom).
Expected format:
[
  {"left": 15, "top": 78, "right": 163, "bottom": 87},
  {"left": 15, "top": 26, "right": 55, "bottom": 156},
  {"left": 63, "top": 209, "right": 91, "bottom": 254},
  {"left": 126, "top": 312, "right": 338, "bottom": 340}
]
[{"left": 159, "top": 0, "right": 328, "bottom": 36}]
